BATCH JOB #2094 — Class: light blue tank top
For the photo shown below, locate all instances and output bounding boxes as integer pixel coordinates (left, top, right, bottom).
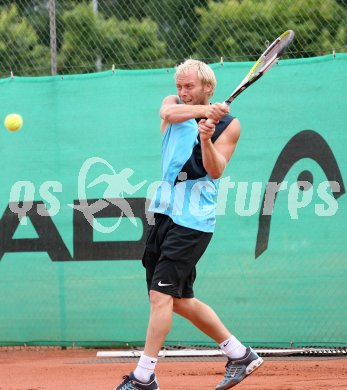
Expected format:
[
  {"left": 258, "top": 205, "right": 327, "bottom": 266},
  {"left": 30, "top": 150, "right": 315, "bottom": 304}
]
[{"left": 149, "top": 117, "right": 232, "bottom": 232}]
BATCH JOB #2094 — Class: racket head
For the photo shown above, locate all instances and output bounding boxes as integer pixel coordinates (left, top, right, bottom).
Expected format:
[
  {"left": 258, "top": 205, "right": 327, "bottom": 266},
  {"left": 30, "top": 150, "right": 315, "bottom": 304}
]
[
  {"left": 225, "top": 30, "right": 295, "bottom": 104},
  {"left": 247, "top": 30, "right": 295, "bottom": 80}
]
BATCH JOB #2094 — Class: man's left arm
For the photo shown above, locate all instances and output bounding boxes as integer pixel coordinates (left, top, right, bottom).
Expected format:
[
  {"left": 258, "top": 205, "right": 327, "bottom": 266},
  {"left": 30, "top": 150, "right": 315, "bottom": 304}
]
[{"left": 199, "top": 118, "right": 241, "bottom": 179}]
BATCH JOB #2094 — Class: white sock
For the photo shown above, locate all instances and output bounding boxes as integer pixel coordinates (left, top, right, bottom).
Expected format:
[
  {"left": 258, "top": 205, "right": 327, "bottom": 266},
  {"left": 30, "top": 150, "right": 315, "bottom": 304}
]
[
  {"left": 220, "top": 336, "right": 247, "bottom": 359},
  {"left": 133, "top": 354, "right": 158, "bottom": 383}
]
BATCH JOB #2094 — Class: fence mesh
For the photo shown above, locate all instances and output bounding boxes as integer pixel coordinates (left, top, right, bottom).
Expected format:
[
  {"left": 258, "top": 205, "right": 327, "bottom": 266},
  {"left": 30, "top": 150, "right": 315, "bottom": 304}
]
[
  {"left": 0, "top": 55, "right": 346, "bottom": 347},
  {"left": 0, "top": 0, "right": 346, "bottom": 77}
]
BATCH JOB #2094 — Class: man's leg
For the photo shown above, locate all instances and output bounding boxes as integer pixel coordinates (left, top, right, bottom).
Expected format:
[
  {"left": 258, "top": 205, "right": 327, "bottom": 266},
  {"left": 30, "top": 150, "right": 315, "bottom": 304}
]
[
  {"left": 173, "top": 297, "right": 263, "bottom": 390},
  {"left": 144, "top": 290, "right": 174, "bottom": 356},
  {"left": 115, "top": 290, "right": 172, "bottom": 390},
  {"left": 132, "top": 291, "right": 173, "bottom": 382},
  {"left": 173, "top": 297, "right": 247, "bottom": 357},
  {"left": 173, "top": 297, "right": 232, "bottom": 343}
]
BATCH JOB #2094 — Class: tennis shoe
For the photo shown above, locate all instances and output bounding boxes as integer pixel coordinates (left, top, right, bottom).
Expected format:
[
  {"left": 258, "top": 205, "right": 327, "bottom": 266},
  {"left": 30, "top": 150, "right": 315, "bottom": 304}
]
[
  {"left": 215, "top": 347, "right": 263, "bottom": 389},
  {"left": 115, "top": 372, "right": 159, "bottom": 390}
]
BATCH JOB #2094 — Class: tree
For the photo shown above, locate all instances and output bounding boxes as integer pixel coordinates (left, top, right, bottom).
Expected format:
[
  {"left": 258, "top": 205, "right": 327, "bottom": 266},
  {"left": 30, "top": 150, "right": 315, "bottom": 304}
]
[
  {"left": 139, "top": 0, "right": 208, "bottom": 63},
  {"left": 194, "top": 0, "right": 347, "bottom": 62},
  {"left": 59, "top": 3, "right": 168, "bottom": 73},
  {"left": 100, "top": 16, "right": 169, "bottom": 69},
  {"left": 0, "top": 4, "right": 50, "bottom": 76},
  {"left": 97, "top": 0, "right": 208, "bottom": 64}
]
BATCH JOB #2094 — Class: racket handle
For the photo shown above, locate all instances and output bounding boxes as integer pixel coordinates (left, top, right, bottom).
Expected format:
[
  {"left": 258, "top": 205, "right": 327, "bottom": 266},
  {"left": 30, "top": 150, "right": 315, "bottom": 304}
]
[{"left": 206, "top": 101, "right": 229, "bottom": 124}]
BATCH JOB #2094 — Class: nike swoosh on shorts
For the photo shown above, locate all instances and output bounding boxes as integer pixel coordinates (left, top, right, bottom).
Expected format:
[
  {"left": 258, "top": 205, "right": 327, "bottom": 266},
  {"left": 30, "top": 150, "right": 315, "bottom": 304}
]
[{"left": 158, "top": 281, "right": 173, "bottom": 287}]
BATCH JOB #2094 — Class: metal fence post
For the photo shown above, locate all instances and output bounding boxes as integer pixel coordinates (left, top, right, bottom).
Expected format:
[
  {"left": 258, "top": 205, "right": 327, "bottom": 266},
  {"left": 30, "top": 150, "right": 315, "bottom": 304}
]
[
  {"left": 93, "top": 0, "right": 102, "bottom": 72},
  {"left": 49, "top": 0, "right": 57, "bottom": 76}
]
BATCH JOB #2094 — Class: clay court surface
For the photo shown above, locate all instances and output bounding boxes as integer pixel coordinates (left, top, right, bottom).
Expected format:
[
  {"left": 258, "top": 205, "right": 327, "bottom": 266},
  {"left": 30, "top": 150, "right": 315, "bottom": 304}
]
[{"left": 0, "top": 348, "right": 346, "bottom": 390}]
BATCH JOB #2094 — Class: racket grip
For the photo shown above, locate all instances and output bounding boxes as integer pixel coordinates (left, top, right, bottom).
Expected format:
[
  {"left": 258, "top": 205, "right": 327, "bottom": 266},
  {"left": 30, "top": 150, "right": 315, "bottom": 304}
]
[{"left": 206, "top": 102, "right": 229, "bottom": 124}]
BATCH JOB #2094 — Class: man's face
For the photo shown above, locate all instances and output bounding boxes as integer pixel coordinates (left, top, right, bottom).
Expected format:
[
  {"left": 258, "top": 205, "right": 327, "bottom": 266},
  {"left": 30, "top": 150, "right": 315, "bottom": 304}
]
[{"left": 175, "top": 69, "right": 211, "bottom": 105}]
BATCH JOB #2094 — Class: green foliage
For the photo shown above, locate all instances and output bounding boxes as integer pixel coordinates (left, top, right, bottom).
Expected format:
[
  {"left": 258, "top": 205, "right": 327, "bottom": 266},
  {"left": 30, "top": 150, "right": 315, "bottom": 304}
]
[
  {"left": 100, "top": 16, "right": 167, "bottom": 68},
  {"left": 194, "top": 0, "right": 347, "bottom": 62},
  {"left": 138, "top": 0, "right": 208, "bottom": 62},
  {"left": 62, "top": 0, "right": 208, "bottom": 64},
  {"left": 59, "top": 4, "right": 103, "bottom": 73},
  {"left": 0, "top": 0, "right": 346, "bottom": 75},
  {"left": 59, "top": 3, "right": 167, "bottom": 72},
  {"left": 0, "top": 4, "right": 50, "bottom": 75}
]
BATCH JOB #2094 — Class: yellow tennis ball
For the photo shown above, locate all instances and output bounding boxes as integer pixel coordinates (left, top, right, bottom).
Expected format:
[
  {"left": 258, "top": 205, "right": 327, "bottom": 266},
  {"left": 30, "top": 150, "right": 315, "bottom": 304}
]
[{"left": 4, "top": 113, "right": 23, "bottom": 131}]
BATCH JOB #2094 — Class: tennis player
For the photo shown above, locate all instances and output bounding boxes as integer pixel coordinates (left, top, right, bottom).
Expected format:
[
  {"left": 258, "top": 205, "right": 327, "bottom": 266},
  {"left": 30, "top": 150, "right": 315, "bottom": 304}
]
[{"left": 115, "top": 59, "right": 263, "bottom": 390}]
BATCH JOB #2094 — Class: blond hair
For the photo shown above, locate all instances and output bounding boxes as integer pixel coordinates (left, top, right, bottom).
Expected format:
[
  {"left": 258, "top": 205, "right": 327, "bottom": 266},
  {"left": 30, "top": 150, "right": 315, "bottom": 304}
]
[{"left": 175, "top": 59, "right": 216, "bottom": 98}]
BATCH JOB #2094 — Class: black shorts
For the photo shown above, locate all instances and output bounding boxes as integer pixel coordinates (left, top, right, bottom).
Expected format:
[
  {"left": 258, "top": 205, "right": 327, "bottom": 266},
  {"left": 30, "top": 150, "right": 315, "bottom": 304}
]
[{"left": 142, "top": 213, "right": 213, "bottom": 298}]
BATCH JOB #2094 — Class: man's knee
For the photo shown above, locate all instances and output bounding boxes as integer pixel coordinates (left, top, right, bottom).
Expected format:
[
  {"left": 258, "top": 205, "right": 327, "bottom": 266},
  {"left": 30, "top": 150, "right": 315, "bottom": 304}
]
[
  {"left": 173, "top": 297, "right": 196, "bottom": 316},
  {"left": 149, "top": 290, "right": 173, "bottom": 309}
]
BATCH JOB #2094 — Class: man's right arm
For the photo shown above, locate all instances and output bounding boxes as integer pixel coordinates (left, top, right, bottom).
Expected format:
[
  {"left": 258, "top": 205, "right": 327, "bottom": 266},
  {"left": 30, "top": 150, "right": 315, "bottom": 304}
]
[{"left": 160, "top": 95, "right": 208, "bottom": 134}]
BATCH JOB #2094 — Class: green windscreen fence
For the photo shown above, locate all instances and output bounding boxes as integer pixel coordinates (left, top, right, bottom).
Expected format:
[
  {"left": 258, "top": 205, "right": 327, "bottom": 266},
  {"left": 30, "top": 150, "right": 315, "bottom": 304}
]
[{"left": 0, "top": 55, "right": 346, "bottom": 347}]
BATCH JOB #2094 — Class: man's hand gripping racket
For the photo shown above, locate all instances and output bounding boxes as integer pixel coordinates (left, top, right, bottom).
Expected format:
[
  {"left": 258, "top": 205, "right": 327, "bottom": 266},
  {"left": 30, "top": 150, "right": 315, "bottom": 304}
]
[{"left": 207, "top": 30, "right": 295, "bottom": 124}]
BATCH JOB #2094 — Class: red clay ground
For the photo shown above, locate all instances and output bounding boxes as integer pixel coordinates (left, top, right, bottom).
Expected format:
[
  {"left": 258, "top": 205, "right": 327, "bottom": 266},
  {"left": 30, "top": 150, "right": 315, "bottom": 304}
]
[{"left": 0, "top": 348, "right": 346, "bottom": 390}]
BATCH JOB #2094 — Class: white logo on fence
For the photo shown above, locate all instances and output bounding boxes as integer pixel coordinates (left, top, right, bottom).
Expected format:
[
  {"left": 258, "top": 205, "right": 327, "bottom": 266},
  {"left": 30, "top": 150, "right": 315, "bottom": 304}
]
[
  {"left": 6, "top": 157, "right": 341, "bottom": 228},
  {"left": 69, "top": 157, "right": 147, "bottom": 233}
]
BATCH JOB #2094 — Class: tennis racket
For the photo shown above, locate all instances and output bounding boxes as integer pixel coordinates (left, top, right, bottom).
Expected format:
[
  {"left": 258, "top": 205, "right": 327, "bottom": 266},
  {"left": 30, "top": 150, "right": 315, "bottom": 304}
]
[{"left": 214, "top": 30, "right": 295, "bottom": 113}]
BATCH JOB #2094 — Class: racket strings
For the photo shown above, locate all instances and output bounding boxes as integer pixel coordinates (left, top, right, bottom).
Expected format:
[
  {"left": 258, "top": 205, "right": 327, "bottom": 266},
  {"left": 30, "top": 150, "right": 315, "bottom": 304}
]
[
  {"left": 225, "top": 29, "right": 295, "bottom": 102},
  {"left": 278, "top": 31, "right": 295, "bottom": 56},
  {"left": 251, "top": 30, "right": 295, "bottom": 78}
]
